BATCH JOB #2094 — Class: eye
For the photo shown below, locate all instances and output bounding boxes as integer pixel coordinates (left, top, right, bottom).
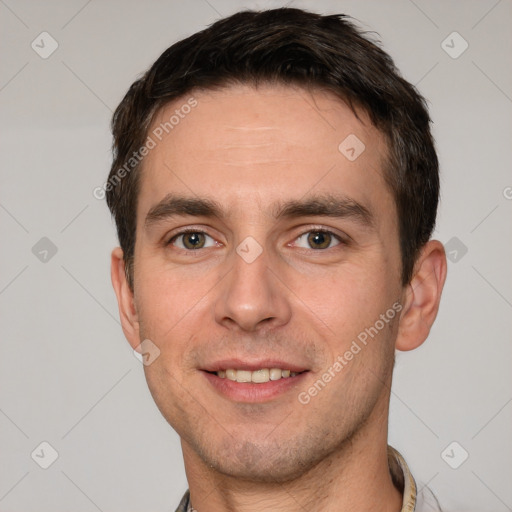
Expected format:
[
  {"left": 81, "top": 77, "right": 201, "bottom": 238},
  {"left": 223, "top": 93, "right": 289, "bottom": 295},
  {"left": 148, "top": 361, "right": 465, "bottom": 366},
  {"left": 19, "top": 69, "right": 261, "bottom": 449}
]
[
  {"left": 294, "top": 230, "right": 341, "bottom": 250},
  {"left": 169, "top": 231, "right": 216, "bottom": 250}
]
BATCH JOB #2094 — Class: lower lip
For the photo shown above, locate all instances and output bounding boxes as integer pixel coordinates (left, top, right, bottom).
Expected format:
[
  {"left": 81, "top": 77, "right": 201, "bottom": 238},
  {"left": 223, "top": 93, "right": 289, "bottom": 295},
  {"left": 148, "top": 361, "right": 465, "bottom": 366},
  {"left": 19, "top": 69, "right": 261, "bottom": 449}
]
[{"left": 202, "top": 371, "right": 308, "bottom": 403}]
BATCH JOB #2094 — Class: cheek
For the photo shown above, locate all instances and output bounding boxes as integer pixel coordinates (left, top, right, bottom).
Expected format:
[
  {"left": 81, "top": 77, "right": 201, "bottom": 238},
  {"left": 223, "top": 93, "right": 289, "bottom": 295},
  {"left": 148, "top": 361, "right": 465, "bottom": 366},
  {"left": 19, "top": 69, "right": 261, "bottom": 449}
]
[
  {"left": 294, "top": 259, "right": 391, "bottom": 324},
  {"left": 294, "top": 263, "right": 400, "bottom": 373},
  {"left": 134, "top": 255, "right": 217, "bottom": 339}
]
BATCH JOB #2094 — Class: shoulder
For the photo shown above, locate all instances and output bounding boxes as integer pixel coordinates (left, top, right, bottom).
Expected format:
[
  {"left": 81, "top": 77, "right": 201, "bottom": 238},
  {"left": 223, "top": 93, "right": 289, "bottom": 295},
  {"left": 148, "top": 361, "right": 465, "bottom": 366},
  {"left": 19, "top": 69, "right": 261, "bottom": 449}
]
[
  {"left": 174, "top": 490, "right": 190, "bottom": 512},
  {"left": 415, "top": 485, "right": 443, "bottom": 512}
]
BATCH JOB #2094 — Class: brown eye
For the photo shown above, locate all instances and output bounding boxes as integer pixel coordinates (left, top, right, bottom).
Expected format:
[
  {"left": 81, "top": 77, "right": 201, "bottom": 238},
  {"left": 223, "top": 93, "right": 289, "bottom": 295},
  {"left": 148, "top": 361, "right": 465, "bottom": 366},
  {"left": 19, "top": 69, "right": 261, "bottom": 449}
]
[
  {"left": 171, "top": 231, "right": 215, "bottom": 250},
  {"left": 307, "top": 231, "right": 333, "bottom": 249},
  {"left": 183, "top": 232, "right": 205, "bottom": 249},
  {"left": 294, "top": 230, "right": 341, "bottom": 250}
]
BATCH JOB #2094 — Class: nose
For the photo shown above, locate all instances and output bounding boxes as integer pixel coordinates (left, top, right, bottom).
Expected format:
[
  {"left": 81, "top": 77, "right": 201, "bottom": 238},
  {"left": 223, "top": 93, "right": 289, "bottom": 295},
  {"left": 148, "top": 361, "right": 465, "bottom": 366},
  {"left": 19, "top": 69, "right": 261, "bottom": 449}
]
[{"left": 214, "top": 245, "right": 292, "bottom": 333}]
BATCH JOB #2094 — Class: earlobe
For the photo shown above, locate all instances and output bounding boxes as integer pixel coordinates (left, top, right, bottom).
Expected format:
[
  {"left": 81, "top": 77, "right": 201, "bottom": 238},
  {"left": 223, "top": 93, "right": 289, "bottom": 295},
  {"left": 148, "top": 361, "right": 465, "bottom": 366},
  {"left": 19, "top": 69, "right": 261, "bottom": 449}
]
[
  {"left": 110, "top": 247, "right": 140, "bottom": 349},
  {"left": 395, "top": 240, "right": 447, "bottom": 351}
]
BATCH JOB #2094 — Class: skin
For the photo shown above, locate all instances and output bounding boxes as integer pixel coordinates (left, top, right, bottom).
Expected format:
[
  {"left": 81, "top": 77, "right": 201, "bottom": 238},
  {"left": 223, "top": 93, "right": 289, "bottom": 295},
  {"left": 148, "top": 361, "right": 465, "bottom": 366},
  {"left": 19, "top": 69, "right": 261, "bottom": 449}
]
[{"left": 111, "top": 83, "right": 447, "bottom": 512}]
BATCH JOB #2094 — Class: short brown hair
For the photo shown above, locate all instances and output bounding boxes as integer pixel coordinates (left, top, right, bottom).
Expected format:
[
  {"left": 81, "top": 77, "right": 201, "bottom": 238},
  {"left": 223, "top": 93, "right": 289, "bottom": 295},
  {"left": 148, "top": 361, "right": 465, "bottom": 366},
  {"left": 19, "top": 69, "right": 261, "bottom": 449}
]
[{"left": 106, "top": 7, "right": 439, "bottom": 289}]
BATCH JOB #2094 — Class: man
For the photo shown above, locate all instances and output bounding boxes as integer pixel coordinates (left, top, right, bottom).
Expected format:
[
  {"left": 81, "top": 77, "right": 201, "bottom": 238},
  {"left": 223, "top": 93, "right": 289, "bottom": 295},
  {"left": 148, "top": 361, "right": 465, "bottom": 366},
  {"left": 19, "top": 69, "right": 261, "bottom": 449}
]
[{"left": 106, "top": 8, "right": 447, "bottom": 511}]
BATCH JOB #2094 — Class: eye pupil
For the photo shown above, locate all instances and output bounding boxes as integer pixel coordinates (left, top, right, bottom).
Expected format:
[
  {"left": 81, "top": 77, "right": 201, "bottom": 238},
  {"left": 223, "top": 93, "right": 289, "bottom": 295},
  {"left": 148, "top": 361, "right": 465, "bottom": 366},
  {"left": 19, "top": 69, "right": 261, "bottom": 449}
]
[
  {"left": 307, "top": 231, "right": 331, "bottom": 249},
  {"left": 183, "top": 232, "right": 205, "bottom": 249}
]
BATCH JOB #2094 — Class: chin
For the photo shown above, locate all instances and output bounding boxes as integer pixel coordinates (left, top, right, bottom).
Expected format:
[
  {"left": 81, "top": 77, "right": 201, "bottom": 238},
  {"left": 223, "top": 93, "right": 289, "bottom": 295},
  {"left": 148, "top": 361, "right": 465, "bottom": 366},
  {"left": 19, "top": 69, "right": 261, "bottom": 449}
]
[
  {"left": 190, "top": 428, "right": 343, "bottom": 484},
  {"left": 212, "top": 447, "right": 308, "bottom": 483}
]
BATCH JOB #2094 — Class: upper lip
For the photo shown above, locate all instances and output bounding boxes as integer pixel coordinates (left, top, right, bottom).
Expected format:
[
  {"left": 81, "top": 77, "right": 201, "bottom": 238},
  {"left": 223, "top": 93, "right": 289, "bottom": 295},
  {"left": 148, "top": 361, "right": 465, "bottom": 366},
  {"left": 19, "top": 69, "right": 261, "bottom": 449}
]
[{"left": 201, "top": 359, "right": 309, "bottom": 373}]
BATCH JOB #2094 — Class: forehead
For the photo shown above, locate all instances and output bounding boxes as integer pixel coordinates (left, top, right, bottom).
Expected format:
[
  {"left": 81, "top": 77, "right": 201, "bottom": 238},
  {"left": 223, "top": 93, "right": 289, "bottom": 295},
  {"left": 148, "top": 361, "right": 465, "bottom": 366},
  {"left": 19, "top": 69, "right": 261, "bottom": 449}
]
[{"left": 138, "top": 83, "right": 391, "bottom": 220}]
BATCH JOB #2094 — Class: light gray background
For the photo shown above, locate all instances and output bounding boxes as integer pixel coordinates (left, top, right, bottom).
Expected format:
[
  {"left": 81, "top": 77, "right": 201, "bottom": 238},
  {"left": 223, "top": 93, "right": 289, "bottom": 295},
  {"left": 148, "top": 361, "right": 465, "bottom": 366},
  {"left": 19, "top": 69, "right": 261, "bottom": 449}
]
[{"left": 1, "top": 0, "right": 511, "bottom": 511}]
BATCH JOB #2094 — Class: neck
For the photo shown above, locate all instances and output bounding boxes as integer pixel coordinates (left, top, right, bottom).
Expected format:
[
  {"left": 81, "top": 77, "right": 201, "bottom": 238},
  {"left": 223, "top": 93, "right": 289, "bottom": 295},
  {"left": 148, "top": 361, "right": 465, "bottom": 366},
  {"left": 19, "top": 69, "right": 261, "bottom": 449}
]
[{"left": 182, "top": 408, "right": 402, "bottom": 512}]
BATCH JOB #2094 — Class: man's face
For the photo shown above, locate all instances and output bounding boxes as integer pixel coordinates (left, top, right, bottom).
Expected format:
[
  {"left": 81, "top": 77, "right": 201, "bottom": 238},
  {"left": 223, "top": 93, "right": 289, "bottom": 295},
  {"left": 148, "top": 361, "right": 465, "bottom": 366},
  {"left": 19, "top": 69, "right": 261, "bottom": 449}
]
[{"left": 130, "top": 84, "right": 404, "bottom": 481}]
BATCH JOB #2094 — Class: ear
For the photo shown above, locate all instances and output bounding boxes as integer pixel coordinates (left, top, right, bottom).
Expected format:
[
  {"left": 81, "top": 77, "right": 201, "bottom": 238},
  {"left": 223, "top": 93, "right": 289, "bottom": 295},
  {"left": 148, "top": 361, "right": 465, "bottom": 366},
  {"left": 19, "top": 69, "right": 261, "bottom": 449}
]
[
  {"left": 395, "top": 240, "right": 447, "bottom": 351},
  {"left": 111, "top": 247, "right": 140, "bottom": 350}
]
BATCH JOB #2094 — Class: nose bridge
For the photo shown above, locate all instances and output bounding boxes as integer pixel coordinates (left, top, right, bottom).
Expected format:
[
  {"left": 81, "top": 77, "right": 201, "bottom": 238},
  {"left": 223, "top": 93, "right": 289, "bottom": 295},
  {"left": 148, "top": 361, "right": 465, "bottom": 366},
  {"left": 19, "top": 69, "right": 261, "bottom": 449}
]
[{"left": 214, "top": 242, "right": 291, "bottom": 332}]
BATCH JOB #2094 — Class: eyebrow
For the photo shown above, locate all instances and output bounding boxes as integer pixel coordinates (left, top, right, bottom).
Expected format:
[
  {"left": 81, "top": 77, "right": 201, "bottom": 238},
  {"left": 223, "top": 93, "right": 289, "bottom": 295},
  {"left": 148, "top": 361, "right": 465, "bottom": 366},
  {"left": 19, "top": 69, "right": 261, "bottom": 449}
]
[
  {"left": 275, "top": 195, "right": 374, "bottom": 227},
  {"left": 144, "top": 193, "right": 374, "bottom": 229},
  {"left": 145, "top": 195, "right": 222, "bottom": 228}
]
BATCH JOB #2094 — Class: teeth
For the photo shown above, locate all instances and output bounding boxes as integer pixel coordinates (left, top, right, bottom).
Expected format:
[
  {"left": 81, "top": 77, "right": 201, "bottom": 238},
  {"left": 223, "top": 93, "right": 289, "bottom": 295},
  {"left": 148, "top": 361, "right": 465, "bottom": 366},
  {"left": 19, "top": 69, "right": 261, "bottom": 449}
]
[
  {"left": 269, "top": 368, "right": 282, "bottom": 381},
  {"left": 236, "top": 370, "right": 252, "bottom": 383},
  {"left": 252, "top": 369, "right": 269, "bottom": 383},
  {"left": 216, "top": 368, "right": 300, "bottom": 383}
]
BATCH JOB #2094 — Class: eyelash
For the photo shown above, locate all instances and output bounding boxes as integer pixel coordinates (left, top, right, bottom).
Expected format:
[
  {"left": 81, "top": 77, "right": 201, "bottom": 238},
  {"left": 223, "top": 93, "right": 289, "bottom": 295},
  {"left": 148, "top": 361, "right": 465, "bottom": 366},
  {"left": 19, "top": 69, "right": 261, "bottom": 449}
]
[
  {"left": 166, "top": 228, "right": 345, "bottom": 250},
  {"left": 166, "top": 228, "right": 215, "bottom": 247},
  {"left": 292, "top": 229, "right": 343, "bottom": 250}
]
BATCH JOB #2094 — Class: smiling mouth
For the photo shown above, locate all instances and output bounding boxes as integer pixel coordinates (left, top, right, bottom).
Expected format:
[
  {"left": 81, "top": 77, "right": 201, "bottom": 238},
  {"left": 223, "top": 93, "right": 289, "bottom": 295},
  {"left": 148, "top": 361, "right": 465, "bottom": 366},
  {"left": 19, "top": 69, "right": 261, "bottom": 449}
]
[{"left": 207, "top": 368, "right": 305, "bottom": 383}]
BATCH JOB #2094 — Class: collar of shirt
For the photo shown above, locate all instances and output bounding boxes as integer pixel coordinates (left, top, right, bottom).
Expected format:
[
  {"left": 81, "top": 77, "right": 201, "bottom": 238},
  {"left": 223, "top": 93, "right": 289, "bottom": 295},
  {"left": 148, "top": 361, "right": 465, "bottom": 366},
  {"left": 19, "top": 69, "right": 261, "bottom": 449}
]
[{"left": 175, "top": 445, "right": 441, "bottom": 512}]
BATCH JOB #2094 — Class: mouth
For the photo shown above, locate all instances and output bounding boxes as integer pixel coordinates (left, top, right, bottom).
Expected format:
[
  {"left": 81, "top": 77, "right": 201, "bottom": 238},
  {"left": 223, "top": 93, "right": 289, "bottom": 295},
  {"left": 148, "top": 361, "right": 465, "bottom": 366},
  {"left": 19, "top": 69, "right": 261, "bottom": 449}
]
[
  {"left": 201, "top": 360, "right": 309, "bottom": 402},
  {"left": 208, "top": 368, "right": 304, "bottom": 383}
]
